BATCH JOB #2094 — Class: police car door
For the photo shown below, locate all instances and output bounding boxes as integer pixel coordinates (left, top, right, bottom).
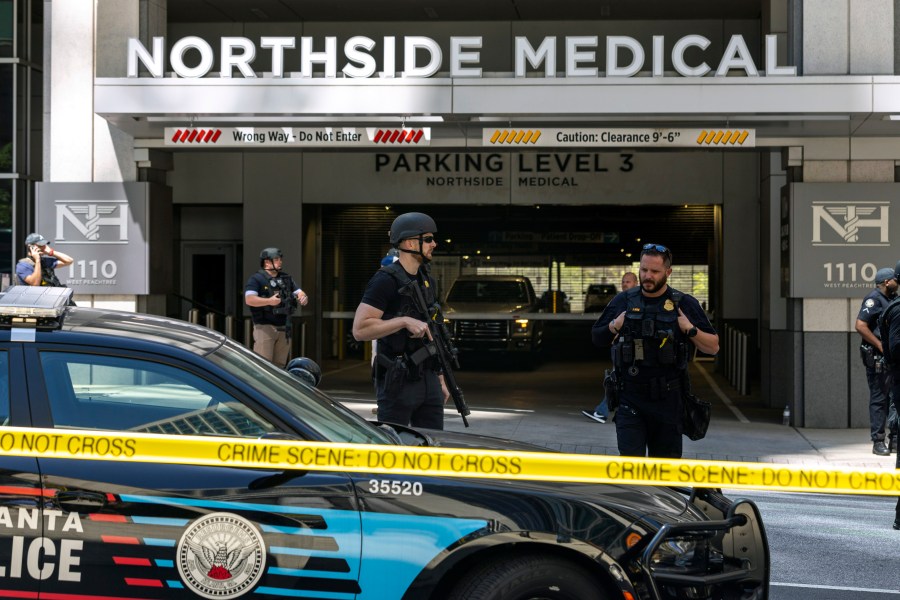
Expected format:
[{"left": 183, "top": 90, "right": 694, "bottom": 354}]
[
  {"left": 0, "top": 345, "right": 45, "bottom": 598},
  {"left": 26, "top": 346, "right": 362, "bottom": 599}
]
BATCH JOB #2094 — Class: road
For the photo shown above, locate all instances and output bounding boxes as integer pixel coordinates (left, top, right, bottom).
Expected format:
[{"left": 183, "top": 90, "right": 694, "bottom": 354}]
[{"left": 735, "top": 491, "right": 900, "bottom": 598}]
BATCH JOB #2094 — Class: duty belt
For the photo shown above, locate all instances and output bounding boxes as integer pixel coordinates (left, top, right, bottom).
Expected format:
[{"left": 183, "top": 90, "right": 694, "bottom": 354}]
[
  {"left": 375, "top": 344, "right": 436, "bottom": 370},
  {"left": 623, "top": 377, "right": 682, "bottom": 395}
]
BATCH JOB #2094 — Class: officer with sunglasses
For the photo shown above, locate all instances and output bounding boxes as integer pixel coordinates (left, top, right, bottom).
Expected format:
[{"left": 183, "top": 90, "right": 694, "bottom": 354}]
[
  {"left": 353, "top": 212, "right": 450, "bottom": 429},
  {"left": 592, "top": 243, "right": 719, "bottom": 458}
]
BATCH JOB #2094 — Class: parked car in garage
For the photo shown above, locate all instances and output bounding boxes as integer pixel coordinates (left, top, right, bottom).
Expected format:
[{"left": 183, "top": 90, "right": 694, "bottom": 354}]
[
  {"left": 0, "top": 285, "right": 770, "bottom": 600},
  {"left": 584, "top": 283, "right": 619, "bottom": 312}
]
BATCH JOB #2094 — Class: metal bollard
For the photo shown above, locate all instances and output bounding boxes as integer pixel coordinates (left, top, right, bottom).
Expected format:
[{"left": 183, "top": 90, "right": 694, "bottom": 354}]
[
  {"left": 205, "top": 313, "right": 217, "bottom": 331},
  {"left": 188, "top": 309, "right": 200, "bottom": 324},
  {"left": 225, "top": 315, "right": 236, "bottom": 339},
  {"left": 244, "top": 319, "right": 253, "bottom": 349}
]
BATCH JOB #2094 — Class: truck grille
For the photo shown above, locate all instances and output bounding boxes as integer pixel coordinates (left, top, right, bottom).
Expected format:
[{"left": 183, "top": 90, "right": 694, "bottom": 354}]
[{"left": 456, "top": 320, "right": 507, "bottom": 340}]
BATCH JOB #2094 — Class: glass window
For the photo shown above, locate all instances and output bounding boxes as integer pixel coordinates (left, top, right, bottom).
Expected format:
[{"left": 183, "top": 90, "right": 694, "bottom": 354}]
[
  {"left": 0, "top": 0, "right": 12, "bottom": 59},
  {"left": 208, "top": 339, "right": 395, "bottom": 445},
  {"left": 0, "top": 351, "right": 9, "bottom": 425},
  {"left": 0, "top": 64, "right": 11, "bottom": 174},
  {"left": 40, "top": 352, "right": 276, "bottom": 438}
]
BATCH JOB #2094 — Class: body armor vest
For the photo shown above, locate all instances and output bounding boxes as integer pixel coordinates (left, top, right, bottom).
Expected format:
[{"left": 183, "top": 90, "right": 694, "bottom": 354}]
[
  {"left": 612, "top": 286, "right": 690, "bottom": 377},
  {"left": 378, "top": 262, "right": 437, "bottom": 360}
]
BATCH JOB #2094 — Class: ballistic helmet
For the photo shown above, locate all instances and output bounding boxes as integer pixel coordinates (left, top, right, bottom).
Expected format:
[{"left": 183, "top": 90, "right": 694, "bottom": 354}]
[
  {"left": 876, "top": 267, "right": 896, "bottom": 285},
  {"left": 286, "top": 357, "right": 322, "bottom": 388},
  {"left": 260, "top": 247, "right": 283, "bottom": 267},
  {"left": 25, "top": 233, "right": 49, "bottom": 246},
  {"left": 389, "top": 212, "right": 437, "bottom": 245}
]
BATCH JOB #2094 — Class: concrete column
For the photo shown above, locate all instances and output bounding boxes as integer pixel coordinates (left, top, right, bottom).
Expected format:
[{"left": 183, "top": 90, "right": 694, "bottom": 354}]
[
  {"left": 48, "top": 1, "right": 94, "bottom": 182},
  {"left": 802, "top": 0, "right": 894, "bottom": 74}
]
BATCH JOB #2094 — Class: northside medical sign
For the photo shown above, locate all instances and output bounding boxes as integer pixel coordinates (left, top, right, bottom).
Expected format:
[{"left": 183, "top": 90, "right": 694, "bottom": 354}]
[{"left": 127, "top": 34, "right": 796, "bottom": 79}]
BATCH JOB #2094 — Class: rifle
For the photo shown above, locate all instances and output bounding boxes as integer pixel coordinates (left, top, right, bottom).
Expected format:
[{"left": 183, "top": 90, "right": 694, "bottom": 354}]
[{"left": 401, "top": 277, "right": 471, "bottom": 427}]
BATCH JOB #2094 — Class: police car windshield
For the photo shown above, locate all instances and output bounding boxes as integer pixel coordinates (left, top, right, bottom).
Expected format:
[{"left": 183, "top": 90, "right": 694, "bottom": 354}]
[{"left": 207, "top": 340, "right": 395, "bottom": 445}]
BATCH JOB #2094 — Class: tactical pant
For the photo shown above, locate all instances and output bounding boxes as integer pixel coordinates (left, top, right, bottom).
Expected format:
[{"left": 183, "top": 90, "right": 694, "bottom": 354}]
[
  {"left": 864, "top": 359, "right": 891, "bottom": 442},
  {"left": 615, "top": 381, "right": 683, "bottom": 459},
  {"left": 253, "top": 324, "right": 290, "bottom": 368},
  {"left": 375, "top": 368, "right": 443, "bottom": 430}
]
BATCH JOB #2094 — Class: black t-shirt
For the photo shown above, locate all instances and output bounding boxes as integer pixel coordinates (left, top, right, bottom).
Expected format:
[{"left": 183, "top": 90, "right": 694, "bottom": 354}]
[{"left": 361, "top": 266, "right": 431, "bottom": 318}]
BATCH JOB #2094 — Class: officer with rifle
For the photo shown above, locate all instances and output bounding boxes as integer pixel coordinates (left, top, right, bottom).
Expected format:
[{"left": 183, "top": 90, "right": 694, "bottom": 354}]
[
  {"left": 353, "top": 212, "right": 469, "bottom": 429},
  {"left": 245, "top": 247, "right": 308, "bottom": 367}
]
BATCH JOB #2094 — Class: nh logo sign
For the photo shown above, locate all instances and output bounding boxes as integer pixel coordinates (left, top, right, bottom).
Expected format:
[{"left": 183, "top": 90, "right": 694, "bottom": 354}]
[
  {"left": 55, "top": 201, "right": 129, "bottom": 243},
  {"left": 811, "top": 202, "right": 889, "bottom": 246}
]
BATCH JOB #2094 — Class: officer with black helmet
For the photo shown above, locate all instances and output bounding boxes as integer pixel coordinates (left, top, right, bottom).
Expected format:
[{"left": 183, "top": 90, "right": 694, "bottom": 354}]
[
  {"left": 878, "top": 261, "right": 900, "bottom": 529},
  {"left": 244, "top": 247, "right": 308, "bottom": 367},
  {"left": 352, "top": 212, "right": 450, "bottom": 429},
  {"left": 592, "top": 243, "right": 718, "bottom": 458},
  {"left": 855, "top": 267, "right": 897, "bottom": 456}
]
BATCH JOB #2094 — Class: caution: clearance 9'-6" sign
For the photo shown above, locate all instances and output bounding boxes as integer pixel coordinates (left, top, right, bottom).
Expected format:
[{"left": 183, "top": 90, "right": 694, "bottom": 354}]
[{"left": 3, "top": 427, "right": 899, "bottom": 497}]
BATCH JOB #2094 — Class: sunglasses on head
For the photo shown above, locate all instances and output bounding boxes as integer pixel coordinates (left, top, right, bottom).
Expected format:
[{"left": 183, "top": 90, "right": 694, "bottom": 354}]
[{"left": 642, "top": 243, "right": 670, "bottom": 254}]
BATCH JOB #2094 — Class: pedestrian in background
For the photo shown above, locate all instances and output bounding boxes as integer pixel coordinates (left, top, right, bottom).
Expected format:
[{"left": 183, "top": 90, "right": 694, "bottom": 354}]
[
  {"left": 244, "top": 247, "right": 308, "bottom": 367},
  {"left": 592, "top": 244, "right": 717, "bottom": 458},
  {"left": 582, "top": 271, "right": 638, "bottom": 423},
  {"left": 16, "top": 232, "right": 74, "bottom": 287},
  {"left": 855, "top": 267, "right": 896, "bottom": 456},
  {"left": 352, "top": 212, "right": 450, "bottom": 429}
]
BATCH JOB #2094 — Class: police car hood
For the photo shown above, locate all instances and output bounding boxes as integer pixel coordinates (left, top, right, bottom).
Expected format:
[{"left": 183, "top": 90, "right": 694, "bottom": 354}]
[
  {"left": 419, "top": 427, "right": 693, "bottom": 522},
  {"left": 444, "top": 301, "right": 534, "bottom": 314}
]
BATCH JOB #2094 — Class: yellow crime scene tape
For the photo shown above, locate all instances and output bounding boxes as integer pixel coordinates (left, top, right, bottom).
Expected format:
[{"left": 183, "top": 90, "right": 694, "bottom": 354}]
[{"left": 2, "top": 426, "right": 899, "bottom": 496}]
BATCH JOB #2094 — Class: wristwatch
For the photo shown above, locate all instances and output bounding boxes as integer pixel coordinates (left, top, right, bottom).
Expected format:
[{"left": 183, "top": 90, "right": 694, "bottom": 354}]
[{"left": 687, "top": 326, "right": 698, "bottom": 338}]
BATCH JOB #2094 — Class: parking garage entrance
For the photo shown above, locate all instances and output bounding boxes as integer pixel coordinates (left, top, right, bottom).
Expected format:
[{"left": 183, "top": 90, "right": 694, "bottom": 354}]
[{"left": 317, "top": 203, "right": 718, "bottom": 362}]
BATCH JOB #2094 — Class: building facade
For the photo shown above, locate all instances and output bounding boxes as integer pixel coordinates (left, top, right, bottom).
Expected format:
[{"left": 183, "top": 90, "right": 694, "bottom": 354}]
[{"left": 10, "top": 0, "right": 900, "bottom": 427}]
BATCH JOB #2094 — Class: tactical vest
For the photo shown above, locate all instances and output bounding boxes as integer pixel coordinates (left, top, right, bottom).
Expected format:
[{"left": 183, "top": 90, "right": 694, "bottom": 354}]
[
  {"left": 612, "top": 286, "right": 690, "bottom": 378},
  {"left": 17, "top": 258, "right": 61, "bottom": 287},
  {"left": 248, "top": 270, "right": 295, "bottom": 325},
  {"left": 377, "top": 261, "right": 437, "bottom": 360}
]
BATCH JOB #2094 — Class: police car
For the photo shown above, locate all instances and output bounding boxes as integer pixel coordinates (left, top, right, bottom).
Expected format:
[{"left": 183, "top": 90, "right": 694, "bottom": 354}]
[{"left": 0, "top": 286, "right": 769, "bottom": 600}]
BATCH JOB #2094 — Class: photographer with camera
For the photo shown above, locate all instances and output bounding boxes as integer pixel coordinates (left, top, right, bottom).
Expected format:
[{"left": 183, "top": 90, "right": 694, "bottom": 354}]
[
  {"left": 244, "top": 247, "right": 308, "bottom": 367},
  {"left": 16, "top": 232, "right": 74, "bottom": 287}
]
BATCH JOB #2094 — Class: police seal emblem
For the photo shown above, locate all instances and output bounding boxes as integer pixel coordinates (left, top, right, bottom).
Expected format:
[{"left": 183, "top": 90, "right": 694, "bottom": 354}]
[
  {"left": 177, "top": 512, "right": 266, "bottom": 599},
  {"left": 664, "top": 299, "right": 675, "bottom": 311},
  {"left": 865, "top": 299, "right": 876, "bottom": 308}
]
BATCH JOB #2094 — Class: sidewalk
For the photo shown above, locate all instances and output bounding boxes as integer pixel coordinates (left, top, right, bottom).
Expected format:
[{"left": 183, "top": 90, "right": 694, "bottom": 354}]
[{"left": 320, "top": 359, "right": 898, "bottom": 469}]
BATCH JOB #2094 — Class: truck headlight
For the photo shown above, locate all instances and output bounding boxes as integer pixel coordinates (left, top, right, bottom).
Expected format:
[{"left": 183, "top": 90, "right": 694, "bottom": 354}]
[
  {"left": 514, "top": 318, "right": 530, "bottom": 331},
  {"left": 650, "top": 535, "right": 718, "bottom": 574}
]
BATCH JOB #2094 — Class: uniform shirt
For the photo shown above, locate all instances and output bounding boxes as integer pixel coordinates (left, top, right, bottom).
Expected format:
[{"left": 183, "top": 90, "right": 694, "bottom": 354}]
[
  {"left": 857, "top": 288, "right": 892, "bottom": 342},
  {"left": 592, "top": 287, "right": 714, "bottom": 350},
  {"left": 244, "top": 270, "right": 300, "bottom": 326},
  {"left": 361, "top": 267, "right": 432, "bottom": 317},
  {"left": 15, "top": 256, "right": 60, "bottom": 286}
]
